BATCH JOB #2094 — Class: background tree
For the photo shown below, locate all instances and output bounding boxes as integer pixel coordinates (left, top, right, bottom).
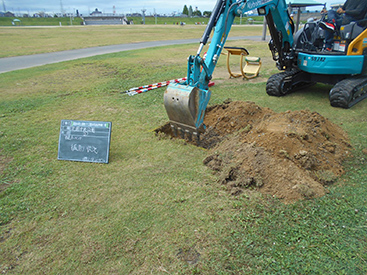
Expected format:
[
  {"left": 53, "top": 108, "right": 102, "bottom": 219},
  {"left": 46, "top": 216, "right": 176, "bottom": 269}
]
[
  {"left": 192, "top": 9, "right": 202, "bottom": 17},
  {"left": 203, "top": 11, "right": 212, "bottom": 17},
  {"left": 189, "top": 5, "right": 193, "bottom": 17},
  {"left": 182, "top": 5, "right": 189, "bottom": 16}
]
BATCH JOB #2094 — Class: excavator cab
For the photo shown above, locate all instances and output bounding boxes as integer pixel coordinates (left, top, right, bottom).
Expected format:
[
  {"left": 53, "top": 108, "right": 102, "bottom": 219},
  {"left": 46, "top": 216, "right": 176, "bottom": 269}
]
[{"left": 282, "top": 16, "right": 367, "bottom": 108}]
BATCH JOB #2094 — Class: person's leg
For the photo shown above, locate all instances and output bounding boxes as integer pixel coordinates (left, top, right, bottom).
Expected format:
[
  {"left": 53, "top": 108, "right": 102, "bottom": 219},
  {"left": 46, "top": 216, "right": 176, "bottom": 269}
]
[
  {"left": 342, "top": 15, "right": 355, "bottom": 25},
  {"left": 321, "top": 10, "right": 343, "bottom": 50},
  {"left": 324, "top": 31, "right": 333, "bottom": 49},
  {"left": 326, "top": 10, "right": 340, "bottom": 25}
]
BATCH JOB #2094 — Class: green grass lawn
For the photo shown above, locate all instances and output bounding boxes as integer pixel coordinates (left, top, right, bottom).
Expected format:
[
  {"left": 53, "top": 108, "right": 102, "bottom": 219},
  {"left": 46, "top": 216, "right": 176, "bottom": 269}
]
[
  {"left": 126, "top": 15, "right": 264, "bottom": 25},
  {"left": 0, "top": 25, "right": 263, "bottom": 58},
  {"left": 0, "top": 16, "right": 262, "bottom": 27},
  {"left": 0, "top": 27, "right": 367, "bottom": 274},
  {"left": 0, "top": 16, "right": 83, "bottom": 26}
]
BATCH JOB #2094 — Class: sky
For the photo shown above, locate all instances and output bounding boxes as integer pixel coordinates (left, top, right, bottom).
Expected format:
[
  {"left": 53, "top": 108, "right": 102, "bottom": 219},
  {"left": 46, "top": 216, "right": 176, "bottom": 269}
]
[{"left": 3, "top": 0, "right": 342, "bottom": 16}]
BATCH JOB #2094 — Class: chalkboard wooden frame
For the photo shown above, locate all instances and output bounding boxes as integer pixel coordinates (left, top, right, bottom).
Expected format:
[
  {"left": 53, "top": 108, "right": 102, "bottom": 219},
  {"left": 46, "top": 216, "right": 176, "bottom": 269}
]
[{"left": 58, "top": 120, "right": 112, "bottom": 164}]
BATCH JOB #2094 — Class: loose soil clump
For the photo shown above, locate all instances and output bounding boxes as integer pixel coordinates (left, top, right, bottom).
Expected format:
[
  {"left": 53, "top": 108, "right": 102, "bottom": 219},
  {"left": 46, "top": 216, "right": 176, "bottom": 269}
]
[{"left": 156, "top": 100, "right": 351, "bottom": 203}]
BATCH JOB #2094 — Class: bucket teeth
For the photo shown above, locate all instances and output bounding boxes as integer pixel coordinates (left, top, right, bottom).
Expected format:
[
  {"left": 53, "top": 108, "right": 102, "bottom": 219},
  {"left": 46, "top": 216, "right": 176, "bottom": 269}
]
[
  {"left": 164, "top": 83, "right": 208, "bottom": 144},
  {"left": 170, "top": 124, "right": 178, "bottom": 137},
  {"left": 170, "top": 123, "right": 200, "bottom": 143}
]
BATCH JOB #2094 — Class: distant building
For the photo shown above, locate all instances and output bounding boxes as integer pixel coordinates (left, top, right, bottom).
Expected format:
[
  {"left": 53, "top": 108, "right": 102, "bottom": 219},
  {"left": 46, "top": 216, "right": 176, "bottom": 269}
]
[
  {"left": 127, "top": 13, "right": 141, "bottom": 17},
  {"left": 331, "top": 3, "right": 344, "bottom": 10},
  {"left": 90, "top": 8, "right": 102, "bottom": 16},
  {"left": 82, "top": 13, "right": 130, "bottom": 25},
  {"left": 2, "top": 11, "right": 15, "bottom": 17}
]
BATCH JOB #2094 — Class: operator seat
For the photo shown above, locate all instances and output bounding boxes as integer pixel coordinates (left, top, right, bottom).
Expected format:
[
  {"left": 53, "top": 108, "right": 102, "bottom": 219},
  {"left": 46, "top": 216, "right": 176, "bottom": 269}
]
[
  {"left": 340, "top": 12, "right": 367, "bottom": 45},
  {"left": 293, "top": 20, "right": 325, "bottom": 52}
]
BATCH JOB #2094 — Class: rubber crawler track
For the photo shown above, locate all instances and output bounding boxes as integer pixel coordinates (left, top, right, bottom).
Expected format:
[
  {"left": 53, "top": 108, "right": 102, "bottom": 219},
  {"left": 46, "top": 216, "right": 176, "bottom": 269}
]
[
  {"left": 266, "top": 71, "right": 295, "bottom": 97},
  {"left": 330, "top": 76, "right": 367, "bottom": 108},
  {"left": 266, "top": 70, "right": 314, "bottom": 97}
]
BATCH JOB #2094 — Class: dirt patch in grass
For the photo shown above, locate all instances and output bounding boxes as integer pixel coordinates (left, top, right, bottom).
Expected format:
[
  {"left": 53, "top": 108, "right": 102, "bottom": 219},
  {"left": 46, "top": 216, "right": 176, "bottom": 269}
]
[{"left": 156, "top": 100, "right": 352, "bottom": 203}]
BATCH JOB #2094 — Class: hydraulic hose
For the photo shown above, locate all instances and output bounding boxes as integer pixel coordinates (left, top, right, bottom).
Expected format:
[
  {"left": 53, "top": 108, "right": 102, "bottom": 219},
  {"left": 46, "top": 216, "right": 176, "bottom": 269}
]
[
  {"left": 223, "top": 1, "right": 242, "bottom": 42},
  {"left": 200, "top": 0, "right": 226, "bottom": 45}
]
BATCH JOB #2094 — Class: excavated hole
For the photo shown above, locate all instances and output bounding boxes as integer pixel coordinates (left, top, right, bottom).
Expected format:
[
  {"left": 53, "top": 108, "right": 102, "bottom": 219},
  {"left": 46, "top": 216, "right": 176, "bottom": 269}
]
[{"left": 155, "top": 100, "right": 352, "bottom": 203}]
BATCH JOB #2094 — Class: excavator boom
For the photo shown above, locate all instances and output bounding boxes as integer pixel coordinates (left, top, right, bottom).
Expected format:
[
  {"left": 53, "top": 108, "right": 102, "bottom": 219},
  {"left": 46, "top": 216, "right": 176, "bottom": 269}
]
[{"left": 164, "top": 0, "right": 294, "bottom": 139}]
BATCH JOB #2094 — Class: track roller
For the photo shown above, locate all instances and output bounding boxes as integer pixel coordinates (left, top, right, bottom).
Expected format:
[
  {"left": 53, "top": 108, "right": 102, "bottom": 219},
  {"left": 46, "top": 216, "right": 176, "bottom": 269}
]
[
  {"left": 266, "top": 69, "right": 315, "bottom": 97},
  {"left": 329, "top": 76, "right": 367, "bottom": 108}
]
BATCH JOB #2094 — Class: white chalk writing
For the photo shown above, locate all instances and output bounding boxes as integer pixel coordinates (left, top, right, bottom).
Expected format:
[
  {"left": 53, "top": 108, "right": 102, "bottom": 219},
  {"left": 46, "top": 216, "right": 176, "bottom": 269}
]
[
  {"left": 71, "top": 126, "right": 95, "bottom": 136},
  {"left": 70, "top": 144, "right": 98, "bottom": 154}
]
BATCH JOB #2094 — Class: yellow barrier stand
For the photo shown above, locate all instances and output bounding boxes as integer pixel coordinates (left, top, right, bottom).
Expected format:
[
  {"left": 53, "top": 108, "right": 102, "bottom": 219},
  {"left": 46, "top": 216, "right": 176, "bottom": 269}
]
[
  {"left": 224, "top": 47, "right": 249, "bottom": 78},
  {"left": 224, "top": 47, "right": 261, "bottom": 79},
  {"left": 243, "top": 56, "right": 262, "bottom": 79}
]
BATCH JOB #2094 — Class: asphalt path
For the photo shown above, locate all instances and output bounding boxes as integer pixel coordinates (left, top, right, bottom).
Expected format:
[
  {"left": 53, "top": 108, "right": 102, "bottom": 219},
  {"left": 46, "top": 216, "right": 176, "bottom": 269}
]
[{"left": 0, "top": 36, "right": 268, "bottom": 74}]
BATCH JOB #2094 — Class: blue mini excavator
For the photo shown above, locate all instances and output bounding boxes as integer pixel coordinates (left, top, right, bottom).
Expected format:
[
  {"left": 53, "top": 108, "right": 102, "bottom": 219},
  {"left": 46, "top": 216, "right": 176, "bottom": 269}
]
[{"left": 164, "top": 0, "right": 367, "bottom": 140}]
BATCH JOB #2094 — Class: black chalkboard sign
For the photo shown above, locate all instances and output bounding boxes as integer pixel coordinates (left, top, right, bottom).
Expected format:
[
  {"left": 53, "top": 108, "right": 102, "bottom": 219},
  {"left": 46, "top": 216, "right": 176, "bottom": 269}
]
[{"left": 58, "top": 120, "right": 112, "bottom": 163}]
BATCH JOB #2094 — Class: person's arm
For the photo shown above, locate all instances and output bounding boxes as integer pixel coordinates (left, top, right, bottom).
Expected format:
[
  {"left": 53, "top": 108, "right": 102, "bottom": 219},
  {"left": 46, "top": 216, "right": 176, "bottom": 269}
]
[
  {"left": 343, "top": 1, "right": 367, "bottom": 20},
  {"left": 337, "top": 7, "right": 345, "bottom": 14},
  {"left": 340, "top": 0, "right": 348, "bottom": 12}
]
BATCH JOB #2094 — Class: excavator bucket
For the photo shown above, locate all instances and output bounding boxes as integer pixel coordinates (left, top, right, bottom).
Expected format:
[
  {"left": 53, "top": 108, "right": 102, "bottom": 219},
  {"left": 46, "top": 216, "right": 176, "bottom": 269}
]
[{"left": 164, "top": 83, "right": 210, "bottom": 140}]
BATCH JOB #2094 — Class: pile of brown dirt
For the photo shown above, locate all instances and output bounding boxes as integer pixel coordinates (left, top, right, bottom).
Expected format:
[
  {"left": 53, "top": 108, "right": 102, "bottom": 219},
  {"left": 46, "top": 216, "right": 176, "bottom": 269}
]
[{"left": 157, "top": 100, "right": 352, "bottom": 203}]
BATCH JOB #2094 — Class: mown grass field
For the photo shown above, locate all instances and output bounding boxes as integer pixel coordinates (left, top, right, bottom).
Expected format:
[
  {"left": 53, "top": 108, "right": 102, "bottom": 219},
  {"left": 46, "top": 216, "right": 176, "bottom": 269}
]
[
  {"left": 0, "top": 16, "right": 262, "bottom": 27},
  {"left": 0, "top": 25, "right": 263, "bottom": 58},
  {"left": 126, "top": 16, "right": 263, "bottom": 25},
  {"left": 0, "top": 26, "right": 367, "bottom": 274},
  {"left": 0, "top": 16, "right": 83, "bottom": 27}
]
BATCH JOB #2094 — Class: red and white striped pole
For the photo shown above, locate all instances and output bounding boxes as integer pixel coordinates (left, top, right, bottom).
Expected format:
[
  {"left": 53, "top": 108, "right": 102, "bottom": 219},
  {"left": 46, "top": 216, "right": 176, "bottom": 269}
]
[
  {"left": 124, "top": 77, "right": 187, "bottom": 96},
  {"left": 124, "top": 77, "right": 214, "bottom": 96}
]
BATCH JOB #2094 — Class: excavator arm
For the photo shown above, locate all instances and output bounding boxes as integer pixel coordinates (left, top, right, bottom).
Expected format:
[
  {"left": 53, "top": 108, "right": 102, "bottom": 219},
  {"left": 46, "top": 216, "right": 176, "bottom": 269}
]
[{"left": 164, "top": 0, "right": 294, "bottom": 140}]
